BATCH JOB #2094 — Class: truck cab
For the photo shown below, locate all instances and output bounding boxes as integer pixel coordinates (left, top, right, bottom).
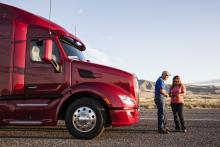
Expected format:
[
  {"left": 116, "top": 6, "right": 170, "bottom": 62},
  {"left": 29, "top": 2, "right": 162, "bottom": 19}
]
[{"left": 0, "top": 3, "right": 139, "bottom": 139}]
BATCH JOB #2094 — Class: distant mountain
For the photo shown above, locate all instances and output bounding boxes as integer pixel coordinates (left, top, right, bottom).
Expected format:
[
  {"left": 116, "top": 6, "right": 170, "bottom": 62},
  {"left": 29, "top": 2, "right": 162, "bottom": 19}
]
[
  {"left": 138, "top": 79, "right": 220, "bottom": 95},
  {"left": 191, "top": 79, "right": 220, "bottom": 86},
  {"left": 138, "top": 80, "right": 155, "bottom": 91}
]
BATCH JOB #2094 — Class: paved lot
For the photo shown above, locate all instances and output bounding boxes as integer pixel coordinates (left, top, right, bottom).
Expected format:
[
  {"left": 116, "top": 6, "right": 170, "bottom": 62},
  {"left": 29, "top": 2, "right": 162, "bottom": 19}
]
[{"left": 0, "top": 108, "right": 220, "bottom": 147}]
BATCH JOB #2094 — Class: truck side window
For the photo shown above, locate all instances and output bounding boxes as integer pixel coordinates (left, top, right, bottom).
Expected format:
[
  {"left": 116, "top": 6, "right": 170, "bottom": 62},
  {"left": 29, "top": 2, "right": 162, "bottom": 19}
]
[
  {"left": 30, "top": 39, "right": 60, "bottom": 63},
  {"left": 52, "top": 42, "right": 60, "bottom": 63},
  {"left": 30, "top": 39, "right": 44, "bottom": 62}
]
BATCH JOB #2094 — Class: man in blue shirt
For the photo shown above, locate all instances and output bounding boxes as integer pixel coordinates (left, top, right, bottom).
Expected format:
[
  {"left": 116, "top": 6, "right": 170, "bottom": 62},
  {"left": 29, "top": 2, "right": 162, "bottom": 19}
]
[{"left": 155, "top": 71, "right": 171, "bottom": 134}]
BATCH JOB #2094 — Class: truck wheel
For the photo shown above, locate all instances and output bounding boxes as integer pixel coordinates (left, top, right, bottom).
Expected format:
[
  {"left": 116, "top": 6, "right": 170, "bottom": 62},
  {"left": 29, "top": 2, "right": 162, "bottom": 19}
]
[{"left": 65, "top": 98, "right": 105, "bottom": 139}]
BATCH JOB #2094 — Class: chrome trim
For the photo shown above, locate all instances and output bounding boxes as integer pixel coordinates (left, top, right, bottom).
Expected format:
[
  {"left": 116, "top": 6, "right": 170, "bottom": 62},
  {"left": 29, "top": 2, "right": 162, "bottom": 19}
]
[
  {"left": 27, "top": 85, "right": 38, "bottom": 89},
  {"left": 16, "top": 104, "right": 48, "bottom": 107},
  {"left": 72, "top": 106, "right": 96, "bottom": 133},
  {"left": 9, "top": 121, "right": 42, "bottom": 125}
]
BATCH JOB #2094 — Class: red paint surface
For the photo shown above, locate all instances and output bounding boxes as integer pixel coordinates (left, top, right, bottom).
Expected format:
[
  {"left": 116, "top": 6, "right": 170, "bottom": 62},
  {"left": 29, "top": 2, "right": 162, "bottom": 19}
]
[{"left": 0, "top": 3, "right": 139, "bottom": 127}]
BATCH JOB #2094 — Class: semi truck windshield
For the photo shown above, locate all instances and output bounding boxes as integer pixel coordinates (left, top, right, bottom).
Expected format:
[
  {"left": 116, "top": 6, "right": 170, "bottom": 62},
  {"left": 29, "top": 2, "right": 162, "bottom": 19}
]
[{"left": 60, "top": 36, "right": 86, "bottom": 61}]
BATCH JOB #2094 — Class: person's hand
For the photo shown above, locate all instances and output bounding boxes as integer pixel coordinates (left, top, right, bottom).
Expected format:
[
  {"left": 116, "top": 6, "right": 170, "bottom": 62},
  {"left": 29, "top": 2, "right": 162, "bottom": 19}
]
[
  {"left": 171, "top": 93, "right": 179, "bottom": 97},
  {"left": 172, "top": 94, "right": 176, "bottom": 97},
  {"left": 164, "top": 93, "right": 169, "bottom": 97},
  {"left": 169, "top": 93, "right": 172, "bottom": 97},
  {"left": 176, "top": 94, "right": 182, "bottom": 97}
]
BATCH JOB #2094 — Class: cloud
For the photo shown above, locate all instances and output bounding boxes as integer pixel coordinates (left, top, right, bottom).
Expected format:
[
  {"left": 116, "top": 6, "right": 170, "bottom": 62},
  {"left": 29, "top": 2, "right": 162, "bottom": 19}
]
[
  {"left": 78, "top": 8, "right": 84, "bottom": 15},
  {"left": 86, "top": 47, "right": 111, "bottom": 65},
  {"left": 85, "top": 47, "right": 124, "bottom": 67}
]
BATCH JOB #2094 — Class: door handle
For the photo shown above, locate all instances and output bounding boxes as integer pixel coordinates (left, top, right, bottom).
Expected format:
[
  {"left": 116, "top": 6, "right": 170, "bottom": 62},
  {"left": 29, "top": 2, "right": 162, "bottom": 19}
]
[{"left": 27, "top": 85, "right": 38, "bottom": 89}]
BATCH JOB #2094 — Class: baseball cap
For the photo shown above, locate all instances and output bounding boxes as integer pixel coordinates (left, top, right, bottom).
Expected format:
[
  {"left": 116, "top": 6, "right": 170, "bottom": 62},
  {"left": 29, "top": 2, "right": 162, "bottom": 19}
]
[{"left": 162, "top": 70, "right": 171, "bottom": 76}]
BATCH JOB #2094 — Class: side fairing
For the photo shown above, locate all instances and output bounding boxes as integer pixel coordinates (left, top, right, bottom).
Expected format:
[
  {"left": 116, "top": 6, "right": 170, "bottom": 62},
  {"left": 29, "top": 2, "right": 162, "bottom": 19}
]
[{"left": 0, "top": 18, "right": 14, "bottom": 95}]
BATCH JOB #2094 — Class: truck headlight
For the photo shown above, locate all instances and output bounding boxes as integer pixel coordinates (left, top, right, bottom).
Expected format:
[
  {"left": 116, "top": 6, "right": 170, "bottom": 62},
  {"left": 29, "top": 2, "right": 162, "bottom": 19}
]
[{"left": 119, "top": 95, "right": 136, "bottom": 105}]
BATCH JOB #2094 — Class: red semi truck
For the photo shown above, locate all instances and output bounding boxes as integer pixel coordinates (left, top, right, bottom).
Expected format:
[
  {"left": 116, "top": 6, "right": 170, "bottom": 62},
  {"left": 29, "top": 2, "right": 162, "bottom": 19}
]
[{"left": 0, "top": 3, "right": 139, "bottom": 139}]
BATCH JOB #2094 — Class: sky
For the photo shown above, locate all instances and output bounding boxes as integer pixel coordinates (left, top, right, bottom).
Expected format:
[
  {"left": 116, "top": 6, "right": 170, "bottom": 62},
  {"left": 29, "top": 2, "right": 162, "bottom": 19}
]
[{"left": 1, "top": 0, "right": 220, "bottom": 83}]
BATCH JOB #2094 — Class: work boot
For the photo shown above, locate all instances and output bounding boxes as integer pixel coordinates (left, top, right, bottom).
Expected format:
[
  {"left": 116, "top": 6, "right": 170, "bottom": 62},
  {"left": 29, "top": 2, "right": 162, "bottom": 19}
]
[
  {"left": 182, "top": 126, "right": 187, "bottom": 133},
  {"left": 158, "top": 129, "right": 169, "bottom": 134},
  {"left": 175, "top": 126, "right": 181, "bottom": 132},
  {"left": 165, "top": 128, "right": 171, "bottom": 132}
]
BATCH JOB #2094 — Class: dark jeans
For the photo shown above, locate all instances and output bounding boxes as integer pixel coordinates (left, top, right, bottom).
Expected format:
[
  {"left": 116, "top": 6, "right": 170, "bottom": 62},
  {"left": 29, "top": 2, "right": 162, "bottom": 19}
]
[
  {"left": 154, "top": 96, "right": 167, "bottom": 131},
  {"left": 171, "top": 103, "right": 185, "bottom": 130}
]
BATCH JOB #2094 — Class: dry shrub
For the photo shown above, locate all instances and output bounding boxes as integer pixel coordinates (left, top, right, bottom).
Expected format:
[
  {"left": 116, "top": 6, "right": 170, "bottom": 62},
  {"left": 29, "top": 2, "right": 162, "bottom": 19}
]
[{"left": 139, "top": 90, "right": 220, "bottom": 109}]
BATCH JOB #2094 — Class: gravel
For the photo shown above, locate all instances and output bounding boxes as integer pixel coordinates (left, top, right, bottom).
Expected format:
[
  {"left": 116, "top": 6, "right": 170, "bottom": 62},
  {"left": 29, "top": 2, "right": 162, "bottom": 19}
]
[{"left": 0, "top": 108, "right": 220, "bottom": 147}]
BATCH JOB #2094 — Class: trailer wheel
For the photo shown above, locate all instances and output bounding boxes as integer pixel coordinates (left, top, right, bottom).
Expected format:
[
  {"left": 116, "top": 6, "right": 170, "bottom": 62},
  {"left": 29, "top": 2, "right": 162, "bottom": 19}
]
[{"left": 65, "top": 98, "right": 105, "bottom": 139}]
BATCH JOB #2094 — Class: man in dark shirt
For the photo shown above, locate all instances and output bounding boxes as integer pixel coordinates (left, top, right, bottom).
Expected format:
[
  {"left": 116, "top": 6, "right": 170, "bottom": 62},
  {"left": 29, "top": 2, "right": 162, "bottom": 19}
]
[{"left": 155, "top": 71, "right": 171, "bottom": 134}]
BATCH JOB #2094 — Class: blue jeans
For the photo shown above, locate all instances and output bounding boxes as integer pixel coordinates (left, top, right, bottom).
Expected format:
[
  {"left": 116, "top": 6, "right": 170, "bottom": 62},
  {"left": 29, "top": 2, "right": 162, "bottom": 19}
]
[{"left": 155, "top": 96, "right": 167, "bottom": 130}]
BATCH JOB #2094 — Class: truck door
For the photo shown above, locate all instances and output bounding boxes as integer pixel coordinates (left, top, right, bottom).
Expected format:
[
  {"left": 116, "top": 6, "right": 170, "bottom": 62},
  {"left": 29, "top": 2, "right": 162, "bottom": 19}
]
[{"left": 25, "top": 37, "right": 65, "bottom": 96}]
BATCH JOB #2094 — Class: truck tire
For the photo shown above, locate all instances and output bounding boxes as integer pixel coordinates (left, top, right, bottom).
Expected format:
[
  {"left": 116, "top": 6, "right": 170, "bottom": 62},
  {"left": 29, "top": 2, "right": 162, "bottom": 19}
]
[{"left": 65, "top": 98, "right": 105, "bottom": 139}]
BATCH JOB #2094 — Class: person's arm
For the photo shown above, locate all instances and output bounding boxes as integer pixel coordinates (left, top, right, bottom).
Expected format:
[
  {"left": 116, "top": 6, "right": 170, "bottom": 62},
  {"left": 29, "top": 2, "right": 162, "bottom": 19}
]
[
  {"left": 160, "top": 81, "right": 169, "bottom": 97},
  {"left": 169, "top": 88, "right": 172, "bottom": 97},
  {"left": 169, "top": 87, "right": 176, "bottom": 98},
  {"left": 179, "top": 85, "right": 186, "bottom": 96},
  {"left": 176, "top": 85, "right": 186, "bottom": 97},
  {"left": 157, "top": 79, "right": 169, "bottom": 97},
  {"left": 160, "top": 89, "right": 169, "bottom": 97}
]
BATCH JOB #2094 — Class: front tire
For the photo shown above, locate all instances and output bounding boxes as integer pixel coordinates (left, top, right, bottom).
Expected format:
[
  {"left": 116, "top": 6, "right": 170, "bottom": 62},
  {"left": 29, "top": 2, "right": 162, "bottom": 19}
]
[{"left": 65, "top": 98, "right": 105, "bottom": 139}]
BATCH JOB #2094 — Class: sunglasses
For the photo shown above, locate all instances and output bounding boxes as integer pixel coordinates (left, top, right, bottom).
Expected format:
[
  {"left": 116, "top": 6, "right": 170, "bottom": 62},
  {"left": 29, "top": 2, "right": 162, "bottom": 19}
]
[{"left": 173, "top": 80, "right": 179, "bottom": 83}]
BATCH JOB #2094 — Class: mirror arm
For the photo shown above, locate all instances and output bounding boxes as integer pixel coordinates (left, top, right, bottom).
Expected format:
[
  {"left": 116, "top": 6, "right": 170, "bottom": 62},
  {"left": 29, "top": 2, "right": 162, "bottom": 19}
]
[{"left": 51, "top": 59, "right": 62, "bottom": 73}]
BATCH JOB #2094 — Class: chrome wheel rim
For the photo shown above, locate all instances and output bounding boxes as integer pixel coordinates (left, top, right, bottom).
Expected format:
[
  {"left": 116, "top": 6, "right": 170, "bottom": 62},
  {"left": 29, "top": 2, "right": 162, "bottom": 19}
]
[{"left": 72, "top": 106, "right": 96, "bottom": 132}]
